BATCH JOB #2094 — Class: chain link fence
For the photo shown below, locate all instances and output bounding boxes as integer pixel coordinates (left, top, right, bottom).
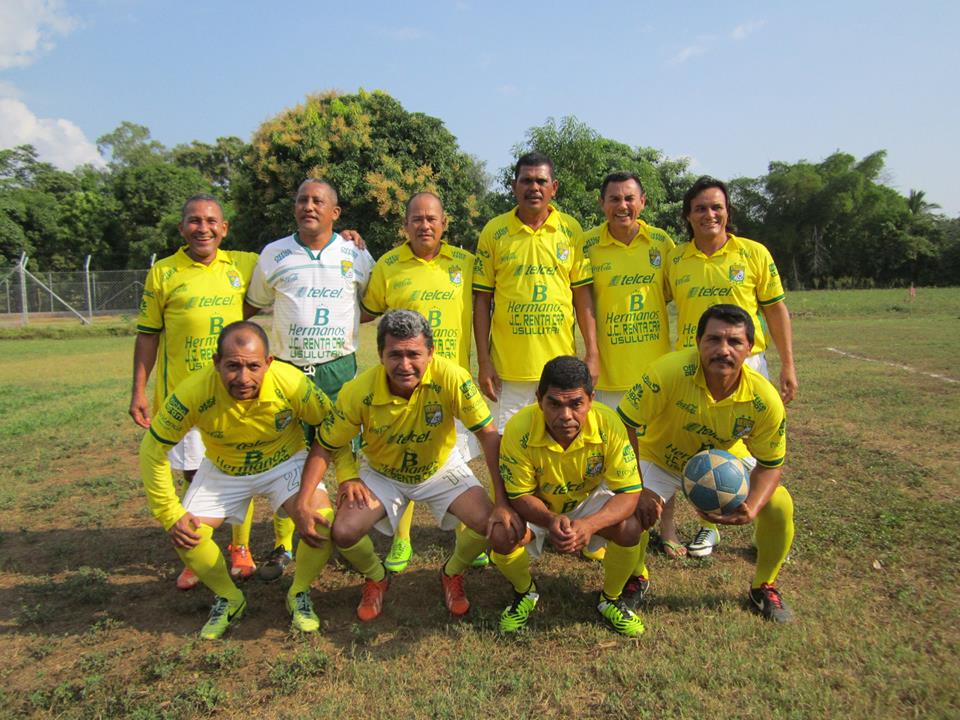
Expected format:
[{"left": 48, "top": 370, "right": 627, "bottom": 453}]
[{"left": 0, "top": 257, "right": 149, "bottom": 323}]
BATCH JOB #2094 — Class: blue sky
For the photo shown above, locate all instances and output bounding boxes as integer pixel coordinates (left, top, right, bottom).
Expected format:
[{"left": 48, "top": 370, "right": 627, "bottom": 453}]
[{"left": 2, "top": 1, "right": 957, "bottom": 215}]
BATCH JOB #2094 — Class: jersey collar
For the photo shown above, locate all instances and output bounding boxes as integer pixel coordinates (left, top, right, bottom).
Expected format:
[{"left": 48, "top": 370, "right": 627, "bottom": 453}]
[
  {"left": 371, "top": 359, "right": 437, "bottom": 405},
  {"left": 682, "top": 232, "right": 742, "bottom": 260},
  {"left": 528, "top": 403, "right": 603, "bottom": 453},
  {"left": 507, "top": 204, "right": 561, "bottom": 235},
  {"left": 397, "top": 241, "right": 455, "bottom": 263},
  {"left": 693, "top": 352, "right": 756, "bottom": 405},
  {"left": 597, "top": 219, "right": 650, "bottom": 248},
  {"left": 176, "top": 246, "right": 232, "bottom": 267},
  {"left": 294, "top": 231, "right": 340, "bottom": 261}
]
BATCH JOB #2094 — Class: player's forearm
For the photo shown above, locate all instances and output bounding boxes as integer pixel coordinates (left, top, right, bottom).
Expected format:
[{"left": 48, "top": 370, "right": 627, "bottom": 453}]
[
  {"left": 242, "top": 301, "right": 261, "bottom": 319},
  {"left": 572, "top": 285, "right": 599, "bottom": 356},
  {"left": 472, "top": 292, "right": 494, "bottom": 366},
  {"left": 761, "top": 301, "right": 795, "bottom": 369},
  {"left": 299, "top": 442, "right": 333, "bottom": 504},
  {"left": 476, "top": 426, "right": 508, "bottom": 504},
  {"left": 510, "top": 494, "right": 557, "bottom": 528},
  {"left": 131, "top": 333, "right": 159, "bottom": 395},
  {"left": 139, "top": 433, "right": 186, "bottom": 531},
  {"left": 746, "top": 465, "right": 783, "bottom": 516}
]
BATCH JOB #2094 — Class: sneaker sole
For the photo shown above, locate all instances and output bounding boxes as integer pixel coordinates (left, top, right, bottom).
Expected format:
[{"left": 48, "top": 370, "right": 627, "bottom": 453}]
[{"left": 201, "top": 601, "right": 246, "bottom": 641}]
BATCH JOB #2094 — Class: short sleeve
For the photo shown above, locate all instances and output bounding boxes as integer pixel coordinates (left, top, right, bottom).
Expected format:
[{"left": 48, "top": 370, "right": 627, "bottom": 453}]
[
  {"left": 755, "top": 243, "right": 786, "bottom": 306},
  {"left": 603, "top": 419, "right": 643, "bottom": 494},
  {"left": 745, "top": 399, "right": 787, "bottom": 468},
  {"left": 617, "top": 363, "right": 669, "bottom": 434},
  {"left": 245, "top": 257, "right": 274, "bottom": 309},
  {"left": 500, "top": 419, "right": 537, "bottom": 500},
  {"left": 360, "top": 260, "right": 388, "bottom": 316},
  {"left": 473, "top": 225, "right": 495, "bottom": 292},
  {"left": 137, "top": 266, "right": 165, "bottom": 333}
]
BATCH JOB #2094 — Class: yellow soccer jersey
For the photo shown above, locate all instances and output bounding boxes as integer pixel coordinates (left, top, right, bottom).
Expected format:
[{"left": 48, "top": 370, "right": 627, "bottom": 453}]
[
  {"left": 140, "top": 361, "right": 332, "bottom": 530},
  {"left": 500, "top": 402, "right": 642, "bottom": 515},
  {"left": 137, "top": 247, "right": 258, "bottom": 409},
  {"left": 318, "top": 355, "right": 491, "bottom": 484},
  {"left": 360, "top": 242, "right": 475, "bottom": 369},
  {"left": 616, "top": 349, "right": 787, "bottom": 475},
  {"left": 583, "top": 220, "right": 676, "bottom": 390},
  {"left": 666, "top": 234, "right": 785, "bottom": 354},
  {"left": 474, "top": 205, "right": 591, "bottom": 381}
]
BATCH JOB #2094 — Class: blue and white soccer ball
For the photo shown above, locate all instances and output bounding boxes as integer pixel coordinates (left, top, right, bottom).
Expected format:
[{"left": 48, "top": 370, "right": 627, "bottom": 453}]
[{"left": 681, "top": 449, "right": 750, "bottom": 515}]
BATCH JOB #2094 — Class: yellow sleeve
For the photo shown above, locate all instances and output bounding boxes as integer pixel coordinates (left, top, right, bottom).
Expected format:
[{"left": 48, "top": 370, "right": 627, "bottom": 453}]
[
  {"left": 360, "top": 260, "right": 388, "bottom": 316},
  {"left": 567, "top": 218, "right": 592, "bottom": 288},
  {"left": 755, "top": 242, "right": 786, "bottom": 306},
  {"left": 603, "top": 420, "right": 643, "bottom": 494},
  {"left": 473, "top": 224, "right": 495, "bottom": 292},
  {"left": 139, "top": 431, "right": 187, "bottom": 531},
  {"left": 616, "top": 362, "right": 669, "bottom": 432},
  {"left": 317, "top": 386, "right": 364, "bottom": 482},
  {"left": 450, "top": 368, "right": 492, "bottom": 432},
  {"left": 746, "top": 396, "right": 787, "bottom": 468},
  {"left": 137, "top": 265, "right": 165, "bottom": 333},
  {"left": 500, "top": 418, "right": 537, "bottom": 500}
]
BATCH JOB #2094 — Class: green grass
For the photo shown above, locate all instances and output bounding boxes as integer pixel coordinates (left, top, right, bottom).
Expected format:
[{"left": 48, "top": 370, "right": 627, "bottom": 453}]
[{"left": 0, "top": 288, "right": 957, "bottom": 719}]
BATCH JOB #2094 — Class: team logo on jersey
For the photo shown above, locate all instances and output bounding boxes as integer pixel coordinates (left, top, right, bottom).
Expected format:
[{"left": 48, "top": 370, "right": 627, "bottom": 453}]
[
  {"left": 752, "top": 394, "right": 767, "bottom": 412},
  {"left": 459, "top": 380, "right": 478, "bottom": 400},
  {"left": 729, "top": 264, "right": 746, "bottom": 284},
  {"left": 424, "top": 403, "right": 443, "bottom": 426},
  {"left": 449, "top": 265, "right": 463, "bottom": 285},
  {"left": 556, "top": 243, "right": 570, "bottom": 262},
  {"left": 682, "top": 363, "right": 697, "bottom": 376},
  {"left": 649, "top": 248, "right": 662, "bottom": 268},
  {"left": 341, "top": 260, "right": 354, "bottom": 278},
  {"left": 585, "top": 453, "right": 604, "bottom": 477},
  {"left": 623, "top": 444, "right": 636, "bottom": 463},
  {"left": 226, "top": 270, "right": 242, "bottom": 289},
  {"left": 274, "top": 409, "right": 293, "bottom": 431},
  {"left": 732, "top": 415, "right": 754, "bottom": 438}
]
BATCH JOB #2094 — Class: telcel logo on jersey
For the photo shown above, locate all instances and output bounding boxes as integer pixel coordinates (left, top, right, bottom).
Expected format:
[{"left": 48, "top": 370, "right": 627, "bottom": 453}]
[
  {"left": 186, "top": 295, "right": 235, "bottom": 309},
  {"left": 296, "top": 287, "right": 344, "bottom": 299},
  {"left": 610, "top": 273, "right": 655, "bottom": 287},
  {"left": 687, "top": 286, "right": 733, "bottom": 298}
]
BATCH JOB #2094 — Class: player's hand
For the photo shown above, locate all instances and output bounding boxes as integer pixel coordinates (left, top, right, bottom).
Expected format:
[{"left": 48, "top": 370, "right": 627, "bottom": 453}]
[
  {"left": 339, "top": 229, "right": 366, "bottom": 250},
  {"left": 477, "top": 361, "right": 501, "bottom": 402},
  {"left": 548, "top": 515, "right": 577, "bottom": 553},
  {"left": 129, "top": 390, "right": 151, "bottom": 429},
  {"left": 486, "top": 502, "right": 525, "bottom": 546},
  {"left": 563, "top": 518, "right": 594, "bottom": 553},
  {"left": 699, "top": 500, "right": 757, "bottom": 527},
  {"left": 292, "top": 502, "right": 333, "bottom": 548},
  {"left": 779, "top": 365, "right": 798, "bottom": 405},
  {"left": 634, "top": 488, "right": 664, "bottom": 531},
  {"left": 583, "top": 350, "right": 600, "bottom": 387},
  {"left": 337, "top": 479, "right": 373, "bottom": 510},
  {"left": 168, "top": 512, "right": 202, "bottom": 549}
]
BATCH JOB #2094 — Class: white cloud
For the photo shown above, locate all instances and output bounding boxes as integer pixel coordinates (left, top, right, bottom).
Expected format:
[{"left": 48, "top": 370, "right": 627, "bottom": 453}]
[
  {"left": 669, "top": 45, "right": 706, "bottom": 65},
  {"left": 0, "top": 0, "right": 78, "bottom": 70},
  {"left": 731, "top": 20, "right": 766, "bottom": 41},
  {"left": 0, "top": 97, "right": 105, "bottom": 170}
]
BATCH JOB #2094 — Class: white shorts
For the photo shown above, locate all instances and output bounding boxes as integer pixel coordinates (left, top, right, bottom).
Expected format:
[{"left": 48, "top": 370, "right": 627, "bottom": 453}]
[
  {"left": 454, "top": 419, "right": 482, "bottom": 461},
  {"left": 167, "top": 427, "right": 205, "bottom": 472},
  {"left": 640, "top": 457, "right": 757, "bottom": 502},
  {"left": 182, "top": 450, "right": 317, "bottom": 524},
  {"left": 491, "top": 380, "right": 538, "bottom": 432},
  {"left": 745, "top": 352, "right": 769, "bottom": 378},
  {"left": 360, "top": 448, "right": 482, "bottom": 536},
  {"left": 524, "top": 484, "right": 614, "bottom": 560},
  {"left": 593, "top": 389, "right": 624, "bottom": 412}
]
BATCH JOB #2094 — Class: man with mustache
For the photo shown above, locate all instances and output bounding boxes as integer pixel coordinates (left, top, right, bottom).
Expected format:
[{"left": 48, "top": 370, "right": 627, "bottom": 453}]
[{"left": 617, "top": 304, "right": 796, "bottom": 623}]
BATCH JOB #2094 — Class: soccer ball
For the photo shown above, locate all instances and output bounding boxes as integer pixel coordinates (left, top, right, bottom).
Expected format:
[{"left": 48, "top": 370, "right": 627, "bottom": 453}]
[{"left": 681, "top": 449, "right": 749, "bottom": 515}]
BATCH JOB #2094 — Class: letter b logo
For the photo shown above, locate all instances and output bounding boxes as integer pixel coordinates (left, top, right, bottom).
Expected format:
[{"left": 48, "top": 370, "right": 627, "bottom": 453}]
[
  {"left": 531, "top": 284, "right": 547, "bottom": 302},
  {"left": 629, "top": 293, "right": 644, "bottom": 312},
  {"left": 209, "top": 316, "right": 224, "bottom": 335},
  {"left": 314, "top": 307, "right": 329, "bottom": 326},
  {"left": 428, "top": 310, "right": 442, "bottom": 328}
]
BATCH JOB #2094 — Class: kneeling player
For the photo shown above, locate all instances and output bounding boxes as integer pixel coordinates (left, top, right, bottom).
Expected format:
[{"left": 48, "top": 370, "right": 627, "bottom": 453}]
[
  {"left": 293, "top": 310, "right": 523, "bottom": 621},
  {"left": 617, "top": 304, "right": 795, "bottom": 622},
  {"left": 139, "top": 322, "right": 341, "bottom": 638},
  {"left": 490, "top": 356, "right": 646, "bottom": 637}
]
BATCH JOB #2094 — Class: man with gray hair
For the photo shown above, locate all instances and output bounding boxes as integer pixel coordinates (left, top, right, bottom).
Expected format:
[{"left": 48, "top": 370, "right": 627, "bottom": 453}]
[
  {"left": 245, "top": 178, "right": 375, "bottom": 580},
  {"left": 291, "top": 309, "right": 524, "bottom": 623}
]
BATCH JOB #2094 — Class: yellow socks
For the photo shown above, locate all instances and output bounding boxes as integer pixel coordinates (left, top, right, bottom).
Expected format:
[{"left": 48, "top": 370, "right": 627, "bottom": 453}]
[
  {"left": 491, "top": 545, "right": 533, "bottom": 593},
  {"left": 339, "top": 536, "right": 386, "bottom": 582},
  {"left": 231, "top": 499, "right": 255, "bottom": 547},
  {"left": 752, "top": 485, "right": 795, "bottom": 587},
  {"left": 602, "top": 541, "right": 641, "bottom": 599},
  {"left": 630, "top": 530, "right": 651, "bottom": 579},
  {"left": 395, "top": 502, "right": 415, "bottom": 542},
  {"left": 175, "top": 524, "right": 242, "bottom": 602},
  {"left": 289, "top": 508, "right": 335, "bottom": 597},
  {"left": 444, "top": 526, "right": 490, "bottom": 576},
  {"left": 273, "top": 513, "right": 296, "bottom": 553}
]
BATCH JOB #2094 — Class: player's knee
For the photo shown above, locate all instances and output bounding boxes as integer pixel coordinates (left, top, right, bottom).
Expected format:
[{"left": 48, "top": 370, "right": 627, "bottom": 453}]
[
  {"left": 489, "top": 525, "right": 520, "bottom": 555},
  {"left": 331, "top": 518, "right": 363, "bottom": 548},
  {"left": 758, "top": 486, "right": 794, "bottom": 525},
  {"left": 608, "top": 516, "right": 642, "bottom": 547}
]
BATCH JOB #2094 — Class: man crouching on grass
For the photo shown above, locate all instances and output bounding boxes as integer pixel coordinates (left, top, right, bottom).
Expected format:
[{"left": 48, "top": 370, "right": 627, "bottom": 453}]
[
  {"left": 139, "top": 321, "right": 344, "bottom": 639},
  {"left": 291, "top": 309, "right": 524, "bottom": 623}
]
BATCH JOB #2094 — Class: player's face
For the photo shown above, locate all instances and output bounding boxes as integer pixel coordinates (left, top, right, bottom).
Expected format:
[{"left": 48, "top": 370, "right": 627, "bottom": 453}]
[
  {"left": 295, "top": 182, "right": 341, "bottom": 237},
  {"left": 601, "top": 179, "right": 646, "bottom": 233},
  {"left": 404, "top": 195, "right": 446, "bottom": 259},
  {"left": 686, "top": 187, "right": 728, "bottom": 243},
  {"left": 512, "top": 164, "right": 558, "bottom": 215},
  {"left": 215, "top": 336, "right": 273, "bottom": 400},
  {"left": 697, "top": 318, "right": 753, "bottom": 380},
  {"left": 381, "top": 333, "right": 433, "bottom": 398},
  {"left": 179, "top": 201, "right": 228, "bottom": 265},
  {"left": 538, "top": 386, "right": 593, "bottom": 447}
]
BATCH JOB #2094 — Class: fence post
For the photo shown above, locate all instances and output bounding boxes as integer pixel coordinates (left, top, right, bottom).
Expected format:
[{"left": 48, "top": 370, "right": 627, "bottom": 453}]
[
  {"left": 19, "top": 253, "right": 29, "bottom": 326},
  {"left": 84, "top": 255, "right": 94, "bottom": 321},
  {"left": 49, "top": 271, "right": 55, "bottom": 312}
]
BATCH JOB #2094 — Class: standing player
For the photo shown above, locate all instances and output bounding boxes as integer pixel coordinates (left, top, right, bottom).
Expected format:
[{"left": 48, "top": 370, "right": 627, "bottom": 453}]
[
  {"left": 245, "top": 178, "right": 375, "bottom": 580},
  {"left": 617, "top": 305, "right": 795, "bottom": 623},
  {"left": 663, "top": 176, "right": 798, "bottom": 558},
  {"left": 139, "top": 322, "right": 341, "bottom": 638},
  {"left": 490, "top": 356, "right": 645, "bottom": 637},
  {"left": 474, "top": 152, "right": 600, "bottom": 430},
  {"left": 130, "top": 194, "right": 260, "bottom": 588},
  {"left": 583, "top": 172, "right": 683, "bottom": 558},
  {"left": 292, "top": 310, "right": 523, "bottom": 623},
  {"left": 359, "top": 192, "right": 479, "bottom": 572}
]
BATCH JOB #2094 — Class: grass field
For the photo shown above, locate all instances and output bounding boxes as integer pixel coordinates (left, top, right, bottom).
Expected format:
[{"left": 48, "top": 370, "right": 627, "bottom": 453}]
[{"left": 0, "top": 287, "right": 957, "bottom": 719}]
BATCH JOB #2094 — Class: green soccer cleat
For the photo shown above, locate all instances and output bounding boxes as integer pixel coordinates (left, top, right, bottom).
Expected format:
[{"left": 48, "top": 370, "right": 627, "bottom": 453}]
[
  {"left": 287, "top": 591, "right": 320, "bottom": 633},
  {"left": 199, "top": 595, "right": 246, "bottom": 641},
  {"left": 499, "top": 585, "right": 539, "bottom": 633},
  {"left": 621, "top": 575, "right": 650, "bottom": 611},
  {"left": 597, "top": 593, "right": 645, "bottom": 638},
  {"left": 470, "top": 551, "right": 491, "bottom": 569},
  {"left": 384, "top": 538, "right": 413, "bottom": 573}
]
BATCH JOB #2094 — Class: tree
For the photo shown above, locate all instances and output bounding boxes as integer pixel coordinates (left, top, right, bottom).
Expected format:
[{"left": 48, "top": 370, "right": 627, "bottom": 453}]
[
  {"left": 233, "top": 90, "right": 489, "bottom": 257},
  {"left": 503, "top": 116, "right": 694, "bottom": 238},
  {"left": 172, "top": 136, "right": 247, "bottom": 203},
  {"left": 97, "top": 121, "right": 169, "bottom": 169}
]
